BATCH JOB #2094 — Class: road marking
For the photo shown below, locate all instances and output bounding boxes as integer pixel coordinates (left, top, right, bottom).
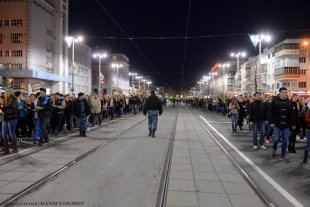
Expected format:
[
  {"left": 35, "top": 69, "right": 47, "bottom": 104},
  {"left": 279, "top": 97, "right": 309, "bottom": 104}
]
[{"left": 200, "top": 116, "right": 304, "bottom": 207}]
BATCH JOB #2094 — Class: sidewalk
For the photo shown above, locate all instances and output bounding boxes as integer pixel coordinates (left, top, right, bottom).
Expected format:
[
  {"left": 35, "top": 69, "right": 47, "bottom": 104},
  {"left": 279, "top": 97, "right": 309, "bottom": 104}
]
[
  {"left": 166, "top": 107, "right": 265, "bottom": 207},
  {"left": 0, "top": 115, "right": 145, "bottom": 204}
]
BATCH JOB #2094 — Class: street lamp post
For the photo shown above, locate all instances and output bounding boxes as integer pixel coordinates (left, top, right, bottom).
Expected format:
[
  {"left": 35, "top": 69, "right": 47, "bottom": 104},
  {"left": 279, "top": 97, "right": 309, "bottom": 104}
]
[
  {"left": 93, "top": 52, "right": 108, "bottom": 95},
  {"left": 231, "top": 52, "right": 246, "bottom": 93},
  {"left": 65, "top": 35, "right": 83, "bottom": 95},
  {"left": 129, "top": 72, "right": 137, "bottom": 94},
  {"left": 146, "top": 81, "right": 152, "bottom": 95},
  {"left": 111, "top": 63, "right": 123, "bottom": 94},
  {"left": 218, "top": 63, "right": 230, "bottom": 94},
  {"left": 209, "top": 72, "right": 218, "bottom": 95}
]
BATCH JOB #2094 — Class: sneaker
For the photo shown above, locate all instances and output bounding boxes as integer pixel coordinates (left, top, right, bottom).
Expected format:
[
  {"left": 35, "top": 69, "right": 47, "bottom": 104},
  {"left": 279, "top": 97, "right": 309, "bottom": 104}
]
[
  {"left": 266, "top": 140, "right": 270, "bottom": 144},
  {"left": 280, "top": 157, "right": 290, "bottom": 163},
  {"left": 260, "top": 145, "right": 266, "bottom": 150},
  {"left": 302, "top": 159, "right": 307, "bottom": 164},
  {"left": 253, "top": 145, "right": 258, "bottom": 149}
]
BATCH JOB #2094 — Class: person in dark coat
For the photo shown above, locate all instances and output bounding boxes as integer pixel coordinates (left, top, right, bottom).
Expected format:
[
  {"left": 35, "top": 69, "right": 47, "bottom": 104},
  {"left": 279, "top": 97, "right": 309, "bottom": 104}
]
[
  {"left": 72, "top": 92, "right": 91, "bottom": 137},
  {"left": 268, "top": 87, "right": 296, "bottom": 163},
  {"left": 143, "top": 90, "right": 163, "bottom": 137},
  {"left": 249, "top": 92, "right": 267, "bottom": 150}
]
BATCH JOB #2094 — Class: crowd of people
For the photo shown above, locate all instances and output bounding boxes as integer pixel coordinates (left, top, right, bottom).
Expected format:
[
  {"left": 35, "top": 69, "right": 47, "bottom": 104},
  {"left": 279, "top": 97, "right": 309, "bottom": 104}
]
[
  {"left": 188, "top": 87, "right": 310, "bottom": 164},
  {"left": 0, "top": 88, "right": 148, "bottom": 155}
]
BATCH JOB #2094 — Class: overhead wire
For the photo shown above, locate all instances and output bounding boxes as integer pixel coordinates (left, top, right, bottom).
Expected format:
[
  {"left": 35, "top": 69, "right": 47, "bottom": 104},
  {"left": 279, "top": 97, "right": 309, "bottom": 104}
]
[
  {"left": 94, "top": 0, "right": 169, "bottom": 87},
  {"left": 86, "top": 28, "right": 310, "bottom": 40},
  {"left": 181, "top": 0, "right": 192, "bottom": 91}
]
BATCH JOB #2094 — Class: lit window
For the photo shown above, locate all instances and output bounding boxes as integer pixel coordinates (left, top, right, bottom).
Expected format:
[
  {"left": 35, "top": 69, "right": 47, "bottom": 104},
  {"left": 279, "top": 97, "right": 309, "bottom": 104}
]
[{"left": 11, "top": 33, "right": 23, "bottom": 43}]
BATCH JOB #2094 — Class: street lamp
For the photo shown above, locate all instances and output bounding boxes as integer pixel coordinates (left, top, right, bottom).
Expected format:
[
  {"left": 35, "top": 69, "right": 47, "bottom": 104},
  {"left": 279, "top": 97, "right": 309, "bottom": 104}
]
[
  {"left": 231, "top": 52, "right": 246, "bottom": 93},
  {"left": 129, "top": 72, "right": 137, "bottom": 94},
  {"left": 93, "top": 52, "right": 108, "bottom": 95},
  {"left": 65, "top": 35, "right": 83, "bottom": 95},
  {"left": 135, "top": 76, "right": 143, "bottom": 91},
  {"left": 208, "top": 72, "right": 218, "bottom": 95},
  {"left": 111, "top": 63, "right": 124, "bottom": 94},
  {"left": 146, "top": 81, "right": 152, "bottom": 95}
]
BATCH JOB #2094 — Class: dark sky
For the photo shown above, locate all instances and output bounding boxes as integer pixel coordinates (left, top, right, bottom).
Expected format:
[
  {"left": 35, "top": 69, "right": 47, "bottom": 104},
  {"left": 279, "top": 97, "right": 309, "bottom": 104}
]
[{"left": 69, "top": 0, "right": 310, "bottom": 91}]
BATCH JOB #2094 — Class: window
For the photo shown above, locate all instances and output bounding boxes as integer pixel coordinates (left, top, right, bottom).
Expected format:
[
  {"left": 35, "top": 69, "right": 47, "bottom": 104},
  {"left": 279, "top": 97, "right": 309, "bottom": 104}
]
[
  {"left": 11, "top": 64, "right": 22, "bottom": 70},
  {"left": 11, "top": 33, "right": 23, "bottom": 43},
  {"left": 4, "top": 50, "right": 9, "bottom": 57},
  {"left": 4, "top": 19, "right": 9, "bottom": 26},
  {"left": 0, "top": 20, "right": 2, "bottom": 27},
  {"left": 282, "top": 82, "right": 291, "bottom": 87},
  {"left": 0, "top": 34, "right": 3, "bottom": 44},
  {"left": 11, "top": 50, "right": 22, "bottom": 57},
  {"left": 299, "top": 57, "right": 306, "bottom": 63},
  {"left": 277, "top": 83, "right": 280, "bottom": 89},
  {"left": 11, "top": 19, "right": 22, "bottom": 26},
  {"left": 300, "top": 69, "right": 306, "bottom": 75},
  {"left": 299, "top": 82, "right": 306, "bottom": 88},
  {"left": 0, "top": 50, "right": 3, "bottom": 57}
]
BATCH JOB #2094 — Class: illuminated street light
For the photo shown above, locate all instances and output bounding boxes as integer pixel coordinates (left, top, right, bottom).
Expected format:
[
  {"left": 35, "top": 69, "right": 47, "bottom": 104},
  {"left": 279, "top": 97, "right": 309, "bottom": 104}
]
[
  {"left": 93, "top": 52, "right": 108, "bottom": 95},
  {"left": 65, "top": 35, "right": 84, "bottom": 94},
  {"left": 111, "top": 63, "right": 124, "bottom": 93}
]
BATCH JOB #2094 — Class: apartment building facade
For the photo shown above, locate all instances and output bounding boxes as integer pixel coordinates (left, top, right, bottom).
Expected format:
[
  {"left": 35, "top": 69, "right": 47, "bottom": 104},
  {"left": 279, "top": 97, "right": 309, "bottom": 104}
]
[{"left": 0, "top": 0, "right": 69, "bottom": 94}]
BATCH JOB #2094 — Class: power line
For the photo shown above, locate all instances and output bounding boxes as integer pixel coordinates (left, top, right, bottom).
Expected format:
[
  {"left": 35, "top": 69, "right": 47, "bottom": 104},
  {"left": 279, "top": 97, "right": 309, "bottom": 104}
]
[
  {"left": 181, "top": 0, "right": 192, "bottom": 91},
  {"left": 94, "top": 0, "right": 169, "bottom": 87},
  {"left": 87, "top": 28, "right": 310, "bottom": 40}
]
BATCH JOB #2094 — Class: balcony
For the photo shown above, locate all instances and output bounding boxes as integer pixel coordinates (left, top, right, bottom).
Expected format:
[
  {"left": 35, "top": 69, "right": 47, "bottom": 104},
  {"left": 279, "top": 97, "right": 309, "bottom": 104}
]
[
  {"left": 274, "top": 67, "right": 300, "bottom": 80},
  {"left": 275, "top": 49, "right": 300, "bottom": 58}
]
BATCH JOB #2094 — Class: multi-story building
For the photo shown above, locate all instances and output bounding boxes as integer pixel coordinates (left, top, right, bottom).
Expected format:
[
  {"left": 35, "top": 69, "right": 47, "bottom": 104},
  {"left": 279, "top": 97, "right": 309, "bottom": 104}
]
[
  {"left": 235, "top": 39, "right": 310, "bottom": 96},
  {"left": 0, "top": 0, "right": 69, "bottom": 94},
  {"left": 92, "top": 53, "right": 130, "bottom": 96},
  {"left": 68, "top": 42, "right": 92, "bottom": 95}
]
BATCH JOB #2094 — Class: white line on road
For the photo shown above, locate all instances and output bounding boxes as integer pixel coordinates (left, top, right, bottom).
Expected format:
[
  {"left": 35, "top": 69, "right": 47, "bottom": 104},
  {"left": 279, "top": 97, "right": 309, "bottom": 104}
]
[{"left": 200, "top": 115, "right": 304, "bottom": 207}]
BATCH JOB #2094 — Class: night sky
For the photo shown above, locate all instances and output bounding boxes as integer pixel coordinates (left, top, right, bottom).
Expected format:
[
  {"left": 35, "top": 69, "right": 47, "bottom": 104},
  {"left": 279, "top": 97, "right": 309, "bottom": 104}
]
[{"left": 69, "top": 0, "right": 310, "bottom": 91}]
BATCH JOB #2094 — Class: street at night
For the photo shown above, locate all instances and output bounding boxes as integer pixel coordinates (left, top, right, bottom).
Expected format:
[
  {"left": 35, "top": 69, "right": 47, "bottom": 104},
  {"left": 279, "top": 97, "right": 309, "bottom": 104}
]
[{"left": 1, "top": 0, "right": 310, "bottom": 207}]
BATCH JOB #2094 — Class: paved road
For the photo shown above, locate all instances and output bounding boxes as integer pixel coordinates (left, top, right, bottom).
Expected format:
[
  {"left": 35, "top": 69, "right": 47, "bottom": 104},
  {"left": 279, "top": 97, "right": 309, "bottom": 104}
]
[
  {"left": 9, "top": 108, "right": 177, "bottom": 207},
  {"left": 194, "top": 108, "right": 310, "bottom": 207}
]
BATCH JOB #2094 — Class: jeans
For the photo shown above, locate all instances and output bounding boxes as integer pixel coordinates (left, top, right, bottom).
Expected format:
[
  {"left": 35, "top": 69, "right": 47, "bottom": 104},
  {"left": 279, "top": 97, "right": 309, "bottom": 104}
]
[
  {"left": 33, "top": 118, "right": 41, "bottom": 142},
  {"left": 303, "top": 129, "right": 310, "bottom": 161},
  {"left": 252, "top": 121, "right": 266, "bottom": 145},
  {"left": 230, "top": 113, "right": 238, "bottom": 130},
  {"left": 2, "top": 119, "right": 18, "bottom": 141},
  {"left": 272, "top": 127, "right": 290, "bottom": 157},
  {"left": 0, "top": 122, "right": 2, "bottom": 147}
]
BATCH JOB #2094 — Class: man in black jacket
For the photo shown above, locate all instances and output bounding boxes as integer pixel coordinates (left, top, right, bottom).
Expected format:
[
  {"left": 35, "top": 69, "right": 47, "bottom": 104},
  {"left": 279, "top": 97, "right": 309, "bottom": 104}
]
[
  {"left": 72, "top": 92, "right": 90, "bottom": 137},
  {"left": 143, "top": 91, "right": 163, "bottom": 138},
  {"left": 268, "top": 87, "right": 296, "bottom": 163},
  {"left": 249, "top": 92, "right": 267, "bottom": 150}
]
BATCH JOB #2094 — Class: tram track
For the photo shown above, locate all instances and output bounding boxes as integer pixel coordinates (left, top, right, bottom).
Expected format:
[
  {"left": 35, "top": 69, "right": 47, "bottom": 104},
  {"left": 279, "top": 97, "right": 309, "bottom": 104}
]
[
  {"left": 156, "top": 107, "right": 179, "bottom": 207},
  {"left": 189, "top": 108, "right": 275, "bottom": 207},
  {"left": 0, "top": 115, "right": 147, "bottom": 207},
  {"left": 0, "top": 115, "right": 136, "bottom": 166}
]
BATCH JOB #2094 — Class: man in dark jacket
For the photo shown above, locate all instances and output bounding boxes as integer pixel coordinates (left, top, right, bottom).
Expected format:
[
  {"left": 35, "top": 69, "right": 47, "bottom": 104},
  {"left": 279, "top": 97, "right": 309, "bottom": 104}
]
[
  {"left": 72, "top": 92, "right": 90, "bottom": 137},
  {"left": 268, "top": 87, "right": 296, "bottom": 163},
  {"left": 249, "top": 92, "right": 267, "bottom": 150},
  {"left": 143, "top": 90, "right": 163, "bottom": 138}
]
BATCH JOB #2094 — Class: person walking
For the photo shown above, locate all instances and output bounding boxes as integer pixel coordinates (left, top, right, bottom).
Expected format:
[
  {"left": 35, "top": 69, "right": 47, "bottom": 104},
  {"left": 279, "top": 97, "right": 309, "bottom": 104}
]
[
  {"left": 229, "top": 97, "right": 240, "bottom": 133},
  {"left": 90, "top": 95, "right": 102, "bottom": 126},
  {"left": 288, "top": 94, "right": 300, "bottom": 153},
  {"left": 249, "top": 92, "right": 267, "bottom": 150},
  {"left": 143, "top": 90, "right": 163, "bottom": 138},
  {"left": 269, "top": 87, "right": 296, "bottom": 163},
  {"left": 72, "top": 93, "right": 90, "bottom": 137}
]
